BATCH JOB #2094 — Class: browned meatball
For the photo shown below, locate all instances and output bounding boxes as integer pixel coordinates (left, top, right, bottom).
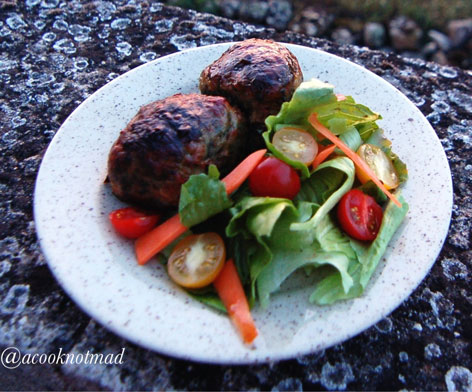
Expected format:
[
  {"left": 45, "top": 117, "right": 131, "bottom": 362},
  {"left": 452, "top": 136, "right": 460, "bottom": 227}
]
[
  {"left": 199, "top": 39, "right": 303, "bottom": 130},
  {"left": 107, "top": 93, "right": 246, "bottom": 210}
]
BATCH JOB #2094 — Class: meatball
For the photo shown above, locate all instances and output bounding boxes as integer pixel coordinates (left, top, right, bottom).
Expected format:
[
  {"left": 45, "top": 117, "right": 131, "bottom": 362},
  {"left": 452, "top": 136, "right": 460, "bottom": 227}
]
[
  {"left": 199, "top": 39, "right": 303, "bottom": 130},
  {"left": 107, "top": 93, "right": 246, "bottom": 209}
]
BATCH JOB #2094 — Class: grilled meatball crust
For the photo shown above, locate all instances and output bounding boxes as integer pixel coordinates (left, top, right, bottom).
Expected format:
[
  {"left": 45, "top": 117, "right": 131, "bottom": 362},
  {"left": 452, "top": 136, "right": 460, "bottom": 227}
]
[
  {"left": 199, "top": 39, "right": 303, "bottom": 130},
  {"left": 108, "top": 93, "right": 246, "bottom": 209}
]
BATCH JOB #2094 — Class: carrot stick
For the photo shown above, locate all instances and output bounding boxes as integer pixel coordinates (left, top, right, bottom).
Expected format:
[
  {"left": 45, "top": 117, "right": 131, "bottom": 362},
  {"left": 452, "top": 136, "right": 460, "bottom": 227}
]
[
  {"left": 309, "top": 113, "right": 402, "bottom": 207},
  {"left": 135, "top": 214, "right": 187, "bottom": 265},
  {"left": 312, "top": 144, "right": 336, "bottom": 170},
  {"left": 135, "top": 149, "right": 267, "bottom": 265},
  {"left": 221, "top": 149, "right": 267, "bottom": 193},
  {"left": 213, "top": 259, "right": 258, "bottom": 344}
]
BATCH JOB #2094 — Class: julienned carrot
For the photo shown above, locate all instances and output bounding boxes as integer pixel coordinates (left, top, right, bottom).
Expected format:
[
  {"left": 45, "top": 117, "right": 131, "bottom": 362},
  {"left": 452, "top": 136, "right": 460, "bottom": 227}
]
[
  {"left": 213, "top": 259, "right": 258, "bottom": 344},
  {"left": 135, "top": 149, "right": 267, "bottom": 265},
  {"left": 309, "top": 113, "right": 402, "bottom": 208},
  {"left": 312, "top": 144, "right": 336, "bottom": 170}
]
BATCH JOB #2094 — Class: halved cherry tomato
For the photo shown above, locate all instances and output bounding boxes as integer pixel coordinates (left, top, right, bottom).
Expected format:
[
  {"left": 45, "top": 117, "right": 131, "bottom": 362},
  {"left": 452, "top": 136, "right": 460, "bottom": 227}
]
[
  {"left": 167, "top": 232, "right": 225, "bottom": 289},
  {"left": 109, "top": 207, "right": 160, "bottom": 239},
  {"left": 248, "top": 156, "right": 301, "bottom": 199},
  {"left": 272, "top": 127, "right": 318, "bottom": 165},
  {"left": 337, "top": 189, "right": 383, "bottom": 241},
  {"left": 356, "top": 144, "right": 399, "bottom": 190}
]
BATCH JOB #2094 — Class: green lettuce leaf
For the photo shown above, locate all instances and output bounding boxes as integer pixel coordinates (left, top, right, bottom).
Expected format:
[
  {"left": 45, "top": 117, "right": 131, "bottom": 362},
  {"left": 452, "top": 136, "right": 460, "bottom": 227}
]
[
  {"left": 257, "top": 250, "right": 353, "bottom": 308},
  {"left": 353, "top": 193, "right": 409, "bottom": 287},
  {"left": 291, "top": 157, "right": 355, "bottom": 231},
  {"left": 226, "top": 197, "right": 299, "bottom": 302},
  {"left": 338, "top": 126, "right": 363, "bottom": 152},
  {"left": 226, "top": 196, "right": 360, "bottom": 308},
  {"left": 309, "top": 262, "right": 363, "bottom": 305},
  {"left": 178, "top": 165, "right": 232, "bottom": 228},
  {"left": 357, "top": 180, "right": 388, "bottom": 205}
]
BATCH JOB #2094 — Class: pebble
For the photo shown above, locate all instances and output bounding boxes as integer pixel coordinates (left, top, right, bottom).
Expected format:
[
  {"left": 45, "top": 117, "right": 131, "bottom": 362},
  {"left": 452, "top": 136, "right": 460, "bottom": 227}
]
[
  {"left": 169, "top": 34, "right": 198, "bottom": 50},
  {"left": 96, "top": 1, "right": 117, "bottom": 21},
  {"left": 412, "top": 323, "right": 423, "bottom": 332},
  {"left": 331, "top": 28, "right": 354, "bottom": 45},
  {"left": 431, "top": 100, "right": 451, "bottom": 114},
  {"left": 424, "top": 343, "right": 442, "bottom": 360},
  {"left": 445, "top": 366, "right": 472, "bottom": 392},
  {"left": 1, "top": 284, "right": 30, "bottom": 315},
  {"left": 448, "top": 19, "right": 472, "bottom": 47},
  {"left": 53, "top": 38, "right": 77, "bottom": 54},
  {"left": 364, "top": 22, "right": 386, "bottom": 48},
  {"left": 6, "top": 14, "right": 28, "bottom": 30},
  {"left": 42, "top": 32, "right": 57, "bottom": 42},
  {"left": 0, "top": 261, "right": 12, "bottom": 278},
  {"left": 110, "top": 18, "right": 131, "bottom": 30},
  {"left": 428, "top": 30, "right": 452, "bottom": 51},
  {"left": 149, "top": 2, "right": 163, "bottom": 13},
  {"left": 240, "top": 0, "right": 269, "bottom": 23},
  {"left": 116, "top": 41, "right": 133, "bottom": 56},
  {"left": 389, "top": 16, "right": 423, "bottom": 50},
  {"left": 375, "top": 318, "right": 393, "bottom": 334},
  {"left": 139, "top": 51, "right": 157, "bottom": 63},
  {"left": 155, "top": 19, "right": 175, "bottom": 33},
  {"left": 271, "top": 377, "right": 303, "bottom": 391},
  {"left": 441, "top": 258, "right": 468, "bottom": 280},
  {"left": 448, "top": 89, "right": 472, "bottom": 112},
  {"left": 320, "top": 362, "right": 354, "bottom": 391},
  {"left": 0, "top": 57, "right": 18, "bottom": 72},
  {"left": 266, "top": 0, "right": 292, "bottom": 31},
  {"left": 53, "top": 19, "right": 69, "bottom": 31},
  {"left": 73, "top": 57, "right": 89, "bottom": 71},
  {"left": 41, "top": 0, "right": 59, "bottom": 8},
  {"left": 399, "top": 351, "right": 409, "bottom": 362},
  {"left": 439, "top": 67, "right": 459, "bottom": 79},
  {"left": 220, "top": 0, "right": 239, "bottom": 19}
]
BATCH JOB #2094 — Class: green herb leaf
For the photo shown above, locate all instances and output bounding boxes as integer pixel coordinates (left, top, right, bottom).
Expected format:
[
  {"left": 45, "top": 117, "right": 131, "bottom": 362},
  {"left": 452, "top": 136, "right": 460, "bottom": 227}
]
[{"left": 178, "top": 165, "right": 232, "bottom": 228}]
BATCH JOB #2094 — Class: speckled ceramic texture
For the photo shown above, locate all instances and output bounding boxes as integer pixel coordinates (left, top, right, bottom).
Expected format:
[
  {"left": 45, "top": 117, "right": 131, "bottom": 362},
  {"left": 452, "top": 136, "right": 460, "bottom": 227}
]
[{"left": 34, "top": 43, "right": 453, "bottom": 364}]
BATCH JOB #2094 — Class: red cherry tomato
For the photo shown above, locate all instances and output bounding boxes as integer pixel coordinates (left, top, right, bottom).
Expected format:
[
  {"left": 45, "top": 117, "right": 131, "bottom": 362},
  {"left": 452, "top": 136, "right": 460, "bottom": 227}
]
[
  {"left": 249, "top": 156, "right": 301, "bottom": 199},
  {"left": 109, "top": 207, "right": 160, "bottom": 239},
  {"left": 337, "top": 189, "right": 383, "bottom": 241}
]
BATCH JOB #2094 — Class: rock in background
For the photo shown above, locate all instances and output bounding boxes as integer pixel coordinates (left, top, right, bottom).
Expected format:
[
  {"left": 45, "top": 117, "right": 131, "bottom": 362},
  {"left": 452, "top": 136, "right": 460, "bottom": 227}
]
[{"left": 162, "top": 0, "right": 472, "bottom": 69}]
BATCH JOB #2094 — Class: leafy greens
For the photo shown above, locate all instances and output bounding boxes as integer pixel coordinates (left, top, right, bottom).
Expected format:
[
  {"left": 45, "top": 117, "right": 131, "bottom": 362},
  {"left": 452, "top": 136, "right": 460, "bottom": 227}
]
[
  {"left": 178, "top": 164, "right": 232, "bottom": 228},
  {"left": 175, "top": 78, "right": 409, "bottom": 311}
]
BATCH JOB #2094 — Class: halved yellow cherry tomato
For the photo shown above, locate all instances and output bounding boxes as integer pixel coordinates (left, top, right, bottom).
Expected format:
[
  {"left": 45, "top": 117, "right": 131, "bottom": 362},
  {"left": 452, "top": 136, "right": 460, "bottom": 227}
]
[
  {"left": 167, "top": 232, "right": 226, "bottom": 289},
  {"left": 356, "top": 144, "right": 399, "bottom": 190},
  {"left": 272, "top": 127, "right": 318, "bottom": 166}
]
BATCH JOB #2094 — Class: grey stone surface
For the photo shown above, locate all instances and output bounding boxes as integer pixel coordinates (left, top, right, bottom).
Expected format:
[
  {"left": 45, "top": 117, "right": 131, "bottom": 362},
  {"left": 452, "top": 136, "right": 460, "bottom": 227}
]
[
  {"left": 363, "top": 22, "right": 386, "bottom": 48},
  {"left": 0, "top": 1, "right": 471, "bottom": 390}
]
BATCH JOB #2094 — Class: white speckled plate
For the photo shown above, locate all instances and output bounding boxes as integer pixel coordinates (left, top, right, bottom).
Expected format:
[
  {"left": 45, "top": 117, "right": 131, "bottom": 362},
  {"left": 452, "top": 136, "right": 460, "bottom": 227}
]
[{"left": 34, "top": 43, "right": 452, "bottom": 364}]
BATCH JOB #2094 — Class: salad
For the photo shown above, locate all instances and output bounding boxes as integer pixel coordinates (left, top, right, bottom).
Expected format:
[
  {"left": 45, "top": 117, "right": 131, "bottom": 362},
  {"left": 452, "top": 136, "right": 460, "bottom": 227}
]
[{"left": 109, "top": 78, "right": 409, "bottom": 344}]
